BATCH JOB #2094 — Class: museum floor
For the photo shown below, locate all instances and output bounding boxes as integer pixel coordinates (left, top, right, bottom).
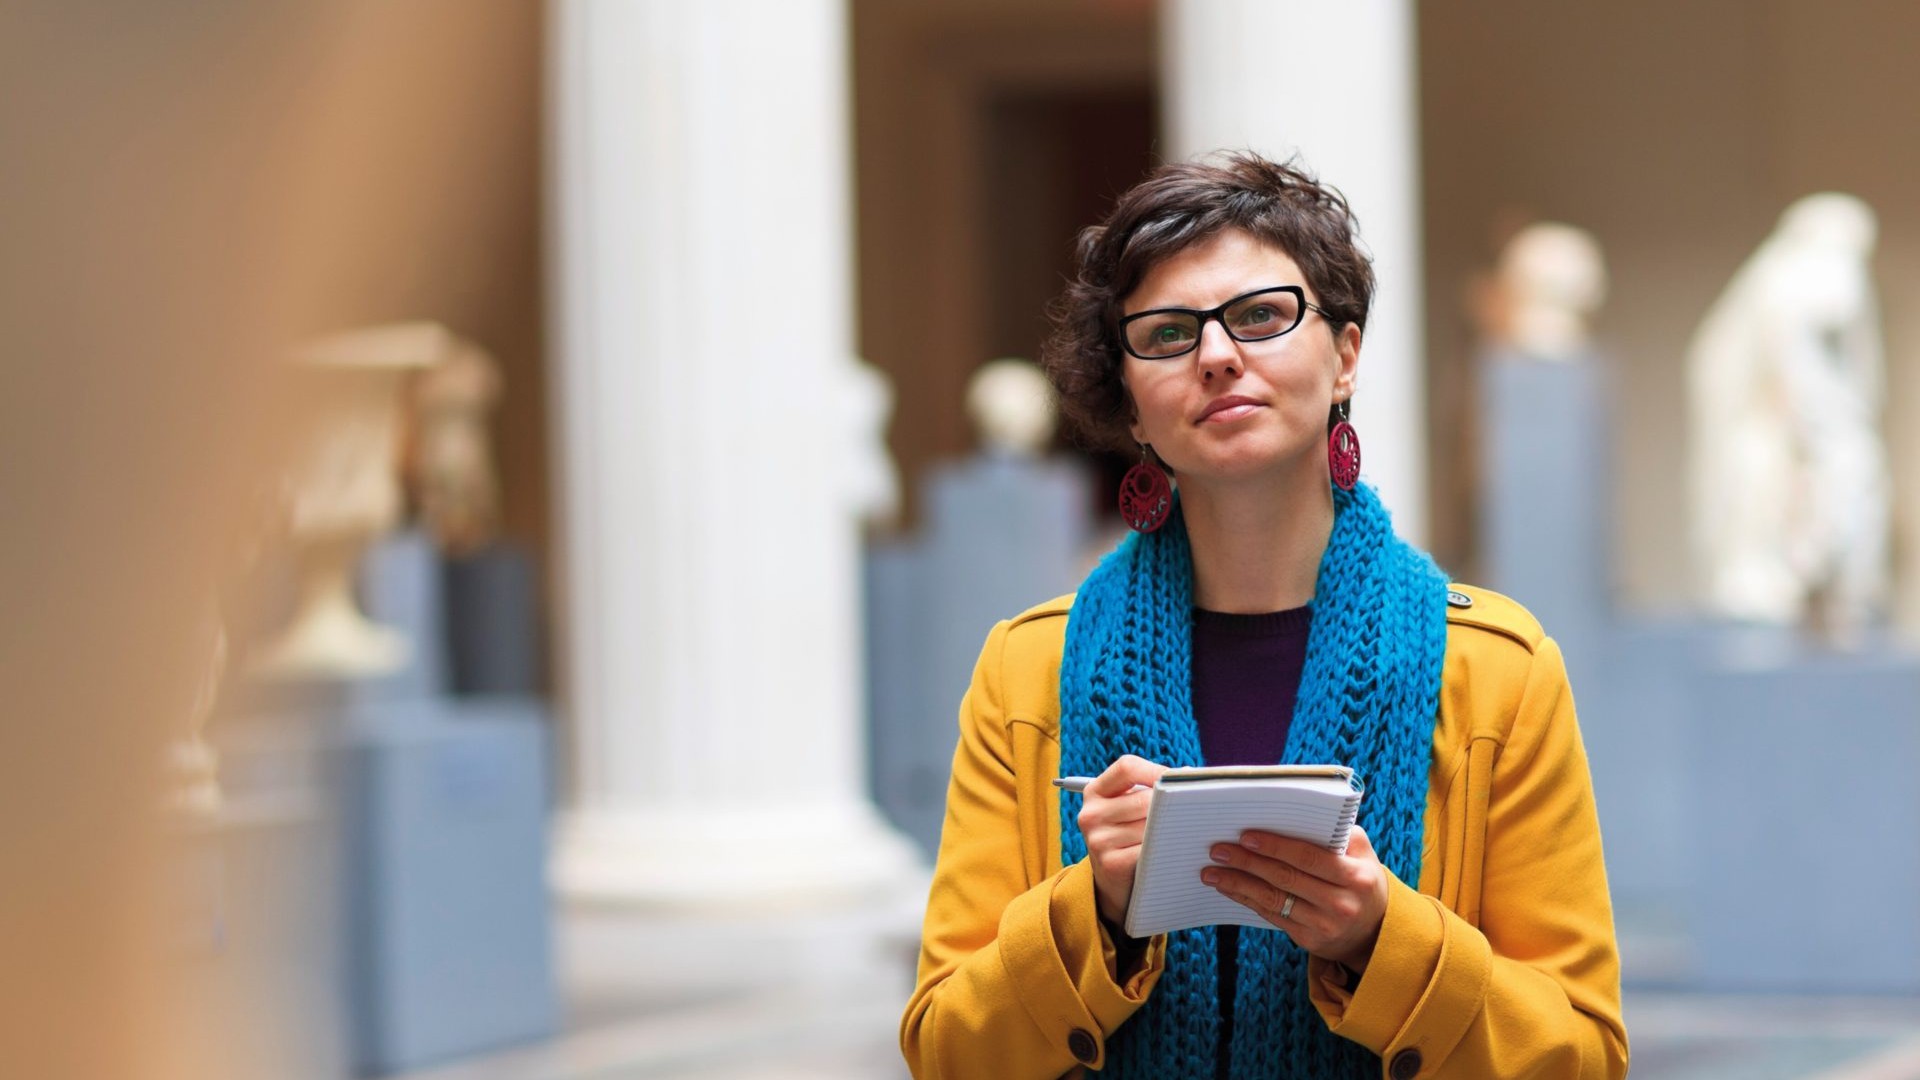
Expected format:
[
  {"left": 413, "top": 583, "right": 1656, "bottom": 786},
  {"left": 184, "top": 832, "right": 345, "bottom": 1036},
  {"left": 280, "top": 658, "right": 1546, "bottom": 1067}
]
[{"left": 389, "top": 890, "right": 1920, "bottom": 1080}]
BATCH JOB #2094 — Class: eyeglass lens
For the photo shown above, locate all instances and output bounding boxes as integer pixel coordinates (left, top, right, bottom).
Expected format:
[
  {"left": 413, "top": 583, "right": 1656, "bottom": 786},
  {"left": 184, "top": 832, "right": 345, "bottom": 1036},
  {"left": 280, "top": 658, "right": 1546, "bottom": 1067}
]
[{"left": 1123, "top": 289, "right": 1305, "bottom": 359}]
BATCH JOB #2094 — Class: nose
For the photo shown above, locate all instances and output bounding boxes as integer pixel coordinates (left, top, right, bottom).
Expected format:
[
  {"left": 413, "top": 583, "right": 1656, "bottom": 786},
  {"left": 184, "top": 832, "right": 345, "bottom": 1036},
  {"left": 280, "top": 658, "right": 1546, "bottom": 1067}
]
[{"left": 1193, "top": 317, "right": 1241, "bottom": 381}]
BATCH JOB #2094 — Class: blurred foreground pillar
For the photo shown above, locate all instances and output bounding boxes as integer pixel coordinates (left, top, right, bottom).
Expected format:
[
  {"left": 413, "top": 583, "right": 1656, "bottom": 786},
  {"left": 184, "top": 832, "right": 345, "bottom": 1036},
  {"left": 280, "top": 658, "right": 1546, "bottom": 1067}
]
[
  {"left": 1162, "top": 0, "right": 1429, "bottom": 541},
  {"left": 547, "top": 0, "right": 921, "bottom": 905}
]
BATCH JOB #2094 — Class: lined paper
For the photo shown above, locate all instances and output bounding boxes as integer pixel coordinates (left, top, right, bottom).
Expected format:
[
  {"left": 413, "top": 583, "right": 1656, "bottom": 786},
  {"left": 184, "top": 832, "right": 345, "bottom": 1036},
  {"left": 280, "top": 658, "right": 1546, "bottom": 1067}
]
[{"left": 1124, "top": 771, "right": 1362, "bottom": 938}]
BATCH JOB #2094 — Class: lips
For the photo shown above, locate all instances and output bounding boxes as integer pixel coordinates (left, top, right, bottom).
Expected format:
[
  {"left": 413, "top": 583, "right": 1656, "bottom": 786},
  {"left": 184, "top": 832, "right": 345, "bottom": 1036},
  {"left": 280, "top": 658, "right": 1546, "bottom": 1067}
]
[{"left": 1194, "top": 395, "right": 1264, "bottom": 423}]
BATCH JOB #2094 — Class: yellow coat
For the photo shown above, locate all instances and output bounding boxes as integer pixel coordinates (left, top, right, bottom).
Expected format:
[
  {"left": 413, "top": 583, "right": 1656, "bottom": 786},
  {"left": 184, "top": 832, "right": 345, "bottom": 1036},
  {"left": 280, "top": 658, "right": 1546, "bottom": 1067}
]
[{"left": 900, "top": 584, "right": 1628, "bottom": 1079}]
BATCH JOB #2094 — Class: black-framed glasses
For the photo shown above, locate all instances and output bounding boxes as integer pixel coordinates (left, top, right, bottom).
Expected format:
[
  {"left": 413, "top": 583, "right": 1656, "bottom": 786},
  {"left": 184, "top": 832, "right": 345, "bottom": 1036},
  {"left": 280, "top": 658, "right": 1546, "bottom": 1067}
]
[{"left": 1117, "top": 285, "right": 1333, "bottom": 361}]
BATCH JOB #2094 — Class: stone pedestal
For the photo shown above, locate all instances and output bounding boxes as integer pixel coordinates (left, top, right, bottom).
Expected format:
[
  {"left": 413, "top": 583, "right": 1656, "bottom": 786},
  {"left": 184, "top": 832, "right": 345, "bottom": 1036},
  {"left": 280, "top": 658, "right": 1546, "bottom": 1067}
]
[
  {"left": 174, "top": 730, "right": 343, "bottom": 1080},
  {"left": 218, "top": 692, "right": 558, "bottom": 1075},
  {"left": 868, "top": 455, "right": 1090, "bottom": 855},
  {"left": 357, "top": 526, "right": 451, "bottom": 700},
  {"left": 1590, "top": 617, "right": 1722, "bottom": 986},
  {"left": 864, "top": 538, "right": 938, "bottom": 854},
  {"left": 1477, "top": 350, "right": 1612, "bottom": 696},
  {"left": 1684, "top": 646, "right": 1920, "bottom": 992},
  {"left": 443, "top": 541, "right": 542, "bottom": 696},
  {"left": 336, "top": 697, "right": 557, "bottom": 1073}
]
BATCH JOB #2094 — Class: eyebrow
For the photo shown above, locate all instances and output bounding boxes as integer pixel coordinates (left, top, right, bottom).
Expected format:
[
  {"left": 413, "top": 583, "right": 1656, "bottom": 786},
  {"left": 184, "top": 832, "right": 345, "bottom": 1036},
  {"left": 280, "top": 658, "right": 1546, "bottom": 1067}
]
[{"left": 1123, "top": 284, "right": 1300, "bottom": 317}]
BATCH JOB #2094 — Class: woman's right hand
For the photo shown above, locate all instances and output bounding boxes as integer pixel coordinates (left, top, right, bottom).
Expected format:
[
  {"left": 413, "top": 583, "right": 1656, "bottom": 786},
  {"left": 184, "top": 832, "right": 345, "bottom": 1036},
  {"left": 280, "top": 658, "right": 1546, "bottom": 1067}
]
[{"left": 1076, "top": 754, "right": 1171, "bottom": 926}]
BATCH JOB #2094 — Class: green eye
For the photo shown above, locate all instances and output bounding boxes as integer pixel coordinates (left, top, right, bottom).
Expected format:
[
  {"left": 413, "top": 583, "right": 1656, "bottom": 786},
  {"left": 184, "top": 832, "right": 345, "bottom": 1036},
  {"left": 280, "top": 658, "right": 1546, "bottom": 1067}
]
[
  {"left": 1154, "top": 325, "right": 1186, "bottom": 343},
  {"left": 1242, "top": 305, "right": 1276, "bottom": 324}
]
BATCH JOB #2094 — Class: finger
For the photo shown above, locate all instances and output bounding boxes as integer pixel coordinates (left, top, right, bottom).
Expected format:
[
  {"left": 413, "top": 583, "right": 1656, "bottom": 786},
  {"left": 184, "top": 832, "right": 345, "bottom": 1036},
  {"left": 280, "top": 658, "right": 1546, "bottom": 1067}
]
[
  {"left": 1078, "top": 786, "right": 1153, "bottom": 824},
  {"left": 1237, "top": 831, "right": 1345, "bottom": 886},
  {"left": 1201, "top": 865, "right": 1286, "bottom": 915},
  {"left": 1208, "top": 842, "right": 1338, "bottom": 907},
  {"left": 1344, "top": 823, "right": 1376, "bottom": 859},
  {"left": 1203, "top": 867, "right": 1337, "bottom": 943},
  {"left": 1202, "top": 866, "right": 1323, "bottom": 927},
  {"left": 1087, "top": 754, "right": 1169, "bottom": 796},
  {"left": 1083, "top": 821, "right": 1145, "bottom": 853}
]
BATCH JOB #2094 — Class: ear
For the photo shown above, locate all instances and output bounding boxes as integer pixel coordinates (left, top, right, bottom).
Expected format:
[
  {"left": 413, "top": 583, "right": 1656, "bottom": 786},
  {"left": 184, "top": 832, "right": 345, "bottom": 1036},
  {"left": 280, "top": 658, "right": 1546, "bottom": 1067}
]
[
  {"left": 1121, "top": 374, "right": 1146, "bottom": 445},
  {"left": 1332, "top": 322, "right": 1362, "bottom": 401}
]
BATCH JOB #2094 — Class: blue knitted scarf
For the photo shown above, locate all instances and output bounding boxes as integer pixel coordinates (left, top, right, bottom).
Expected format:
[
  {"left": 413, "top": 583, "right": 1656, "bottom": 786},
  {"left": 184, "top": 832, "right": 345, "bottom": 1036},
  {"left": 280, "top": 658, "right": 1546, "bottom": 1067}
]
[{"left": 1058, "top": 481, "right": 1448, "bottom": 1077}]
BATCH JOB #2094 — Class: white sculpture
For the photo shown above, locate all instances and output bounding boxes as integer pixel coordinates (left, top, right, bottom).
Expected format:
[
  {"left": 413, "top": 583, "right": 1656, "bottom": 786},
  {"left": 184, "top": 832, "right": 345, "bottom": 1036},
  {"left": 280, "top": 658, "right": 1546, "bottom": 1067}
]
[
  {"left": 966, "top": 357, "right": 1058, "bottom": 457},
  {"left": 1478, "top": 222, "right": 1609, "bottom": 362},
  {"left": 408, "top": 339, "right": 503, "bottom": 556},
  {"left": 837, "top": 357, "right": 901, "bottom": 526},
  {"left": 254, "top": 322, "right": 450, "bottom": 678},
  {"left": 1687, "top": 193, "right": 1891, "bottom": 642},
  {"left": 168, "top": 616, "right": 227, "bottom": 816}
]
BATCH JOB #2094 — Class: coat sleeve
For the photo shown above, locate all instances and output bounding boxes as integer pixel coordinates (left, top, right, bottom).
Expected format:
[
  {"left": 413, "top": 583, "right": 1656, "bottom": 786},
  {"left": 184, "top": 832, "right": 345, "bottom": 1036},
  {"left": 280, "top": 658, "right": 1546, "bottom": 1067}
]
[
  {"left": 900, "top": 618, "right": 1166, "bottom": 1079},
  {"left": 1307, "top": 636, "right": 1630, "bottom": 1079}
]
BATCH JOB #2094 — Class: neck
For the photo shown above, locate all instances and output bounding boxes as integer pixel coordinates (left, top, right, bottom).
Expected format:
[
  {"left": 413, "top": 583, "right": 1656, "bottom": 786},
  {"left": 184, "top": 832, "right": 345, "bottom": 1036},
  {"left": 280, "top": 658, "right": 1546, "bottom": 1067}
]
[{"left": 1176, "top": 464, "right": 1334, "bottom": 614}]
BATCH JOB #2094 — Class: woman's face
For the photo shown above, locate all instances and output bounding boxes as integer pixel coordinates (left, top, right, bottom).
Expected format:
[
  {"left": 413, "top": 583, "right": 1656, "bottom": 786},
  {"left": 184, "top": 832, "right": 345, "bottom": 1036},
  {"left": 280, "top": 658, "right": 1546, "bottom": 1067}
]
[{"left": 1120, "top": 227, "right": 1359, "bottom": 486}]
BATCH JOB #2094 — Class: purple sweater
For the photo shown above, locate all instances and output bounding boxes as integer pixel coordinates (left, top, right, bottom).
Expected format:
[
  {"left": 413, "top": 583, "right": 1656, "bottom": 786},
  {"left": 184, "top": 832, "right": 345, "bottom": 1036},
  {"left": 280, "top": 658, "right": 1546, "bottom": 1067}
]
[
  {"left": 1192, "top": 604, "right": 1313, "bottom": 767},
  {"left": 1191, "top": 602, "right": 1313, "bottom": 1079}
]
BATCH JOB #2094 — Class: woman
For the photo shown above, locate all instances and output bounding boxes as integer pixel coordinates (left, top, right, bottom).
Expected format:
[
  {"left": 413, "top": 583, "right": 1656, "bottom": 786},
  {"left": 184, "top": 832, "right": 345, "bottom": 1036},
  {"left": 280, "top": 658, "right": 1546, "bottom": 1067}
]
[{"left": 899, "top": 153, "right": 1627, "bottom": 1079}]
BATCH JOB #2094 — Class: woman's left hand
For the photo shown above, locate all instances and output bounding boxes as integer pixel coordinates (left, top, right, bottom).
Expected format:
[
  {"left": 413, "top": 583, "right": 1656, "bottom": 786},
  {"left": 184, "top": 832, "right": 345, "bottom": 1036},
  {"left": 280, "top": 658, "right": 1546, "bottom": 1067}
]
[{"left": 1200, "top": 824, "right": 1390, "bottom": 972}]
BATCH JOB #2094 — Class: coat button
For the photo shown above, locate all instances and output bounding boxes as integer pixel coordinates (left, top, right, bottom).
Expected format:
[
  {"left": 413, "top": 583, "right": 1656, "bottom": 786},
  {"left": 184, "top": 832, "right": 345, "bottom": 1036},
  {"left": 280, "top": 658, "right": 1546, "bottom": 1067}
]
[
  {"left": 1389, "top": 1047, "right": 1423, "bottom": 1079},
  {"left": 1067, "top": 1028, "right": 1099, "bottom": 1064},
  {"left": 1446, "top": 589, "right": 1473, "bottom": 609}
]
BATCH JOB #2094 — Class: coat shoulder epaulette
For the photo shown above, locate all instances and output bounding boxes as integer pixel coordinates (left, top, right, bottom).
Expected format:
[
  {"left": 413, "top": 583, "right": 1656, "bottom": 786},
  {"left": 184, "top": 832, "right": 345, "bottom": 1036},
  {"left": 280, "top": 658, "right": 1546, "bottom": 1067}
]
[
  {"left": 1441, "top": 582, "right": 1546, "bottom": 654},
  {"left": 1007, "top": 592, "right": 1074, "bottom": 629}
]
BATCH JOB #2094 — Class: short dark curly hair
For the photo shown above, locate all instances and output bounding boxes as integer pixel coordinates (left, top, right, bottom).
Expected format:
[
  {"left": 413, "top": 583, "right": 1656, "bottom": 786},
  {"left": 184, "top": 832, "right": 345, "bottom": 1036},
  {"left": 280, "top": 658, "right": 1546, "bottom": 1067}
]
[{"left": 1041, "top": 152, "right": 1375, "bottom": 455}]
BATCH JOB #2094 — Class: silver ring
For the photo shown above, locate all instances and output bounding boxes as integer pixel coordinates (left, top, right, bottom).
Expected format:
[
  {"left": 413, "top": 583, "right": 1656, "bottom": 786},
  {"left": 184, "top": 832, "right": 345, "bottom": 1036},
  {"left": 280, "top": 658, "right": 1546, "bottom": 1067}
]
[{"left": 1278, "top": 894, "right": 1296, "bottom": 920}]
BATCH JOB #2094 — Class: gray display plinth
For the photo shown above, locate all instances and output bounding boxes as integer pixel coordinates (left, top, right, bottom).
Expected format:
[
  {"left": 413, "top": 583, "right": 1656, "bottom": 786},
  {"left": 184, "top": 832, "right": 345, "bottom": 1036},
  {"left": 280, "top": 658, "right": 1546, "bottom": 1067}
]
[
  {"left": 358, "top": 527, "right": 452, "bottom": 700},
  {"left": 177, "top": 726, "right": 345, "bottom": 1080},
  {"left": 1588, "top": 621, "right": 1714, "bottom": 913},
  {"left": 866, "top": 454, "right": 1090, "bottom": 856},
  {"left": 865, "top": 539, "right": 941, "bottom": 854},
  {"left": 443, "top": 543, "right": 543, "bottom": 697},
  {"left": 1476, "top": 350, "right": 1611, "bottom": 699},
  {"left": 337, "top": 696, "right": 556, "bottom": 1074},
  {"left": 1684, "top": 646, "right": 1920, "bottom": 992}
]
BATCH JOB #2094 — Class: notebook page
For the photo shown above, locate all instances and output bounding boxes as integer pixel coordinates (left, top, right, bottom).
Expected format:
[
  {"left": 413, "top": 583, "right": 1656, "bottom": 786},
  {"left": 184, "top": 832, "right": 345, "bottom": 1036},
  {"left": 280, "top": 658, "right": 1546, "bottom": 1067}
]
[{"left": 1124, "top": 777, "right": 1362, "bottom": 938}]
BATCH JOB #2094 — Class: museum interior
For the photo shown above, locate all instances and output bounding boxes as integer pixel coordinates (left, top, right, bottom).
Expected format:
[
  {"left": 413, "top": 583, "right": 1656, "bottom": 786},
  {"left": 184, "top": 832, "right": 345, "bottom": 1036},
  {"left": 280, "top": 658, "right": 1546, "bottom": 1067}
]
[{"left": 5, "top": 1, "right": 1920, "bottom": 1078}]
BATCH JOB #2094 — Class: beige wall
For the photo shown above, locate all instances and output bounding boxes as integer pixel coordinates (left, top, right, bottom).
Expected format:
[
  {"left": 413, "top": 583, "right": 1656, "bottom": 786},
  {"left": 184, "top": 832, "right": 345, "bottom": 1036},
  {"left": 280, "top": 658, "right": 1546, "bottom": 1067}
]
[
  {"left": 1422, "top": 0, "right": 1920, "bottom": 629},
  {"left": 852, "top": 0, "right": 1158, "bottom": 524},
  {"left": 281, "top": 1, "right": 550, "bottom": 576}
]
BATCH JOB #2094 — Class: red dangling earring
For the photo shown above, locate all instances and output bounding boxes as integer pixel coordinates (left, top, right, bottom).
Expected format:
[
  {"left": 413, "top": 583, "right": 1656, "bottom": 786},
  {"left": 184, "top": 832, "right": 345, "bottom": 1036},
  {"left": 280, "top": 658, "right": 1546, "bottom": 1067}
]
[
  {"left": 1327, "top": 399, "right": 1361, "bottom": 491},
  {"left": 1119, "top": 445, "right": 1173, "bottom": 532}
]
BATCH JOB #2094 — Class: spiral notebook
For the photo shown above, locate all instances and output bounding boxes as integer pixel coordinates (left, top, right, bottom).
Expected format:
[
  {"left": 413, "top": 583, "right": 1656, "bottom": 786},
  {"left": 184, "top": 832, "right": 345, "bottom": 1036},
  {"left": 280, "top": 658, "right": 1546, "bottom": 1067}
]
[{"left": 1123, "top": 764, "right": 1364, "bottom": 939}]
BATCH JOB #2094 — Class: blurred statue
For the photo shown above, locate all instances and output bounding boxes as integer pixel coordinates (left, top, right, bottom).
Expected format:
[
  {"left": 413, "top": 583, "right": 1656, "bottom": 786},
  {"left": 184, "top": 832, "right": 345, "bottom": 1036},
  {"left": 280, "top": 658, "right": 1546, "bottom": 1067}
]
[
  {"left": 1469, "top": 222, "right": 1613, "bottom": 689},
  {"left": 254, "top": 323, "right": 450, "bottom": 678},
  {"left": 967, "top": 357, "right": 1058, "bottom": 457},
  {"left": 1687, "top": 193, "right": 1890, "bottom": 643},
  {"left": 408, "top": 338, "right": 502, "bottom": 555},
  {"left": 1475, "top": 222, "right": 1609, "bottom": 362},
  {"left": 838, "top": 357, "right": 901, "bottom": 526},
  {"left": 168, "top": 616, "right": 227, "bottom": 816}
]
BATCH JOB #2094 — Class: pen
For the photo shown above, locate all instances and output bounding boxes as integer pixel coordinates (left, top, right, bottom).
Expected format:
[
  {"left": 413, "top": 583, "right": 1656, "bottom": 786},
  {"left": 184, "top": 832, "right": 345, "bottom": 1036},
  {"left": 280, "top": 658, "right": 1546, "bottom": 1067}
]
[{"left": 1052, "top": 776, "right": 1151, "bottom": 794}]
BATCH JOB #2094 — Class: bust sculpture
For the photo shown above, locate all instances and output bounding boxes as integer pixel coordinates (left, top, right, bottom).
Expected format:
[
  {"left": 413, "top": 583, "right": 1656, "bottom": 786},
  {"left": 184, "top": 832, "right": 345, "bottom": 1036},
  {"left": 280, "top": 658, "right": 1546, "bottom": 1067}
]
[
  {"left": 966, "top": 357, "right": 1058, "bottom": 457},
  {"left": 1686, "top": 193, "right": 1890, "bottom": 643},
  {"left": 408, "top": 339, "right": 502, "bottom": 556},
  {"left": 1477, "top": 222, "right": 1608, "bottom": 363}
]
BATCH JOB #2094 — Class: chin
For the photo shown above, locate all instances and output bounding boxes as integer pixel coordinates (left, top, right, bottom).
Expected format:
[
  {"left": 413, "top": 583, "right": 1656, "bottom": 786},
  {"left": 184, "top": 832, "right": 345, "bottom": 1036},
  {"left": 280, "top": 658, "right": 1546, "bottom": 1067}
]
[
  {"left": 1175, "top": 455, "right": 1291, "bottom": 485},
  {"left": 1169, "top": 441, "right": 1317, "bottom": 487}
]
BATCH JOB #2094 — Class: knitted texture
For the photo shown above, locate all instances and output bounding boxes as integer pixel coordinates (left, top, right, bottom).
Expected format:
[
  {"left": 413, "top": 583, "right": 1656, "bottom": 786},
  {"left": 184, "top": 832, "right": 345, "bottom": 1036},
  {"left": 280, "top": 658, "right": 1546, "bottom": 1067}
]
[{"left": 1058, "top": 481, "right": 1449, "bottom": 1077}]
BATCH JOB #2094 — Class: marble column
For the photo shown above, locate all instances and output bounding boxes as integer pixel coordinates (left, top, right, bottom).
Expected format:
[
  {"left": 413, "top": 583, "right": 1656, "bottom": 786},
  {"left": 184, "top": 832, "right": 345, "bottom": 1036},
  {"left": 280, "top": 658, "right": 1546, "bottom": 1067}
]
[
  {"left": 1162, "top": 0, "right": 1429, "bottom": 542},
  {"left": 547, "top": 0, "right": 921, "bottom": 904}
]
